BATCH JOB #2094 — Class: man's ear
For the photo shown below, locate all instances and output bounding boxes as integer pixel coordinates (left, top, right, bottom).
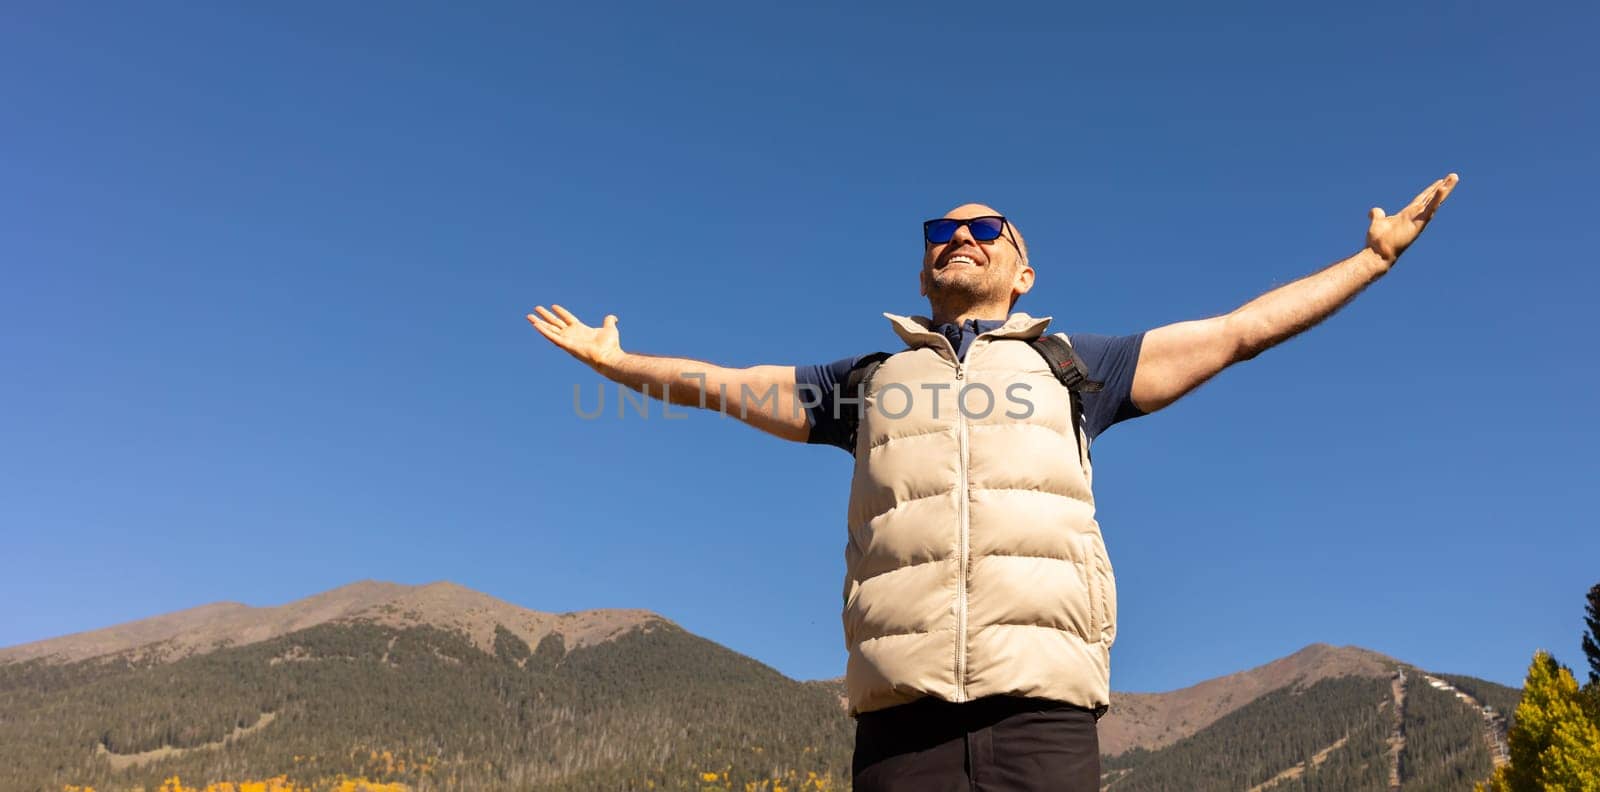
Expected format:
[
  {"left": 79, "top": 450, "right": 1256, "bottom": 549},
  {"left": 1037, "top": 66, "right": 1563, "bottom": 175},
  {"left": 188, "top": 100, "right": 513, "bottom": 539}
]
[{"left": 1012, "top": 263, "right": 1035, "bottom": 301}]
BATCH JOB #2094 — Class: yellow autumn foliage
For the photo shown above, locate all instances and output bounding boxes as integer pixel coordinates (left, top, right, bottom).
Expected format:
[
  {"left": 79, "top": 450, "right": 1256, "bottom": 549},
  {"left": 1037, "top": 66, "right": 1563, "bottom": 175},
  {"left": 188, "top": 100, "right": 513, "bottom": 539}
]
[
  {"left": 678, "top": 767, "right": 836, "bottom": 792},
  {"left": 1480, "top": 650, "right": 1600, "bottom": 792},
  {"left": 79, "top": 774, "right": 411, "bottom": 792}
]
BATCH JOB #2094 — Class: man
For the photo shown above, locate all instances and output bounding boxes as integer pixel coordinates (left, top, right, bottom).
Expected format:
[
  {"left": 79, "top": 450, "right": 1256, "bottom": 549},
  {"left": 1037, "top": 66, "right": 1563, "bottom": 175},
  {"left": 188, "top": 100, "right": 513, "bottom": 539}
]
[{"left": 527, "top": 173, "right": 1459, "bottom": 791}]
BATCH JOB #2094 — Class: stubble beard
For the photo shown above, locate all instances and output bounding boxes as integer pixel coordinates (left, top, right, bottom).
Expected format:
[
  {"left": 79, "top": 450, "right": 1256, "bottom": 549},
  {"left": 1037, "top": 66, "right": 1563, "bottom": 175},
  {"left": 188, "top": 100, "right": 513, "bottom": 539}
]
[{"left": 926, "top": 267, "right": 1008, "bottom": 317}]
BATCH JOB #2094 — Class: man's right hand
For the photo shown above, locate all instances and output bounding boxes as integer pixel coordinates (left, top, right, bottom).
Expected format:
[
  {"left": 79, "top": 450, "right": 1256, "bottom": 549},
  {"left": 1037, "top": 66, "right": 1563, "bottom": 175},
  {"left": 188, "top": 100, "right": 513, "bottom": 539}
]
[{"left": 528, "top": 304, "right": 622, "bottom": 371}]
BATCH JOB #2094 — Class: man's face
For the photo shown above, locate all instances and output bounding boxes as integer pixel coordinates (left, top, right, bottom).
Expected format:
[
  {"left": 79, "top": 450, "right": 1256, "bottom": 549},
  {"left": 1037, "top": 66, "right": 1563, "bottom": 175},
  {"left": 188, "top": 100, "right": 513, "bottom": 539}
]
[{"left": 920, "top": 203, "right": 1033, "bottom": 308}]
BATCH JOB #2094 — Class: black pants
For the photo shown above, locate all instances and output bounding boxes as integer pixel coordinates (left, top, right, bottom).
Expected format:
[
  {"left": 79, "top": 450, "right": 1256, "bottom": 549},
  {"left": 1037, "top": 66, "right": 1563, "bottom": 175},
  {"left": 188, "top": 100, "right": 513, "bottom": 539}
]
[{"left": 852, "top": 695, "right": 1101, "bottom": 792}]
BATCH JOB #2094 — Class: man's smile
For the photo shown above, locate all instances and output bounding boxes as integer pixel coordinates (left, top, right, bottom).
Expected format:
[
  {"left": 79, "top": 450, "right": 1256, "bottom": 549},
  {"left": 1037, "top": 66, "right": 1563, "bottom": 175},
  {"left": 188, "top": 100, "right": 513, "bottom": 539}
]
[{"left": 938, "top": 251, "right": 984, "bottom": 269}]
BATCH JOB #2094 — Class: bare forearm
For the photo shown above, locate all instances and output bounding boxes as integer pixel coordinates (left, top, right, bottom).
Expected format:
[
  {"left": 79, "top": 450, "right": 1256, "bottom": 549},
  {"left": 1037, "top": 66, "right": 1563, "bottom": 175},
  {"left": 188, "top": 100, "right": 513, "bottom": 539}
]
[
  {"left": 528, "top": 306, "right": 809, "bottom": 440},
  {"left": 1224, "top": 247, "right": 1391, "bottom": 361},
  {"left": 1130, "top": 175, "right": 1457, "bottom": 414},
  {"left": 595, "top": 351, "right": 744, "bottom": 411},
  {"left": 592, "top": 352, "right": 808, "bottom": 440}
]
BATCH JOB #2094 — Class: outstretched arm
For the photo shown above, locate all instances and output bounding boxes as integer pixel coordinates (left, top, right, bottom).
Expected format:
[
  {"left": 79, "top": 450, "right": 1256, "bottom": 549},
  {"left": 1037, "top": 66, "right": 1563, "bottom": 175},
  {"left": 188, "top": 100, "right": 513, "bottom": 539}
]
[
  {"left": 528, "top": 305, "right": 812, "bottom": 442},
  {"left": 1130, "top": 173, "right": 1460, "bottom": 413}
]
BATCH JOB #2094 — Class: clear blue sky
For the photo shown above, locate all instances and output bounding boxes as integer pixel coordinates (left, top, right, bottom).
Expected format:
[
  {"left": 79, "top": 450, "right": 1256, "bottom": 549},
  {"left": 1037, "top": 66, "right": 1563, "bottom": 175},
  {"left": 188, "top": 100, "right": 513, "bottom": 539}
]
[{"left": 3, "top": 2, "right": 1596, "bottom": 693}]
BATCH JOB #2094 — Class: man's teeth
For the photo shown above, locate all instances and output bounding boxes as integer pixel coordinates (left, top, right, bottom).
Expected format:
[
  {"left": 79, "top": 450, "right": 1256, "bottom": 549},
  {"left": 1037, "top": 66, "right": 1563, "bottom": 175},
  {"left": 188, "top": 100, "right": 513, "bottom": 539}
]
[{"left": 949, "top": 255, "right": 976, "bottom": 266}]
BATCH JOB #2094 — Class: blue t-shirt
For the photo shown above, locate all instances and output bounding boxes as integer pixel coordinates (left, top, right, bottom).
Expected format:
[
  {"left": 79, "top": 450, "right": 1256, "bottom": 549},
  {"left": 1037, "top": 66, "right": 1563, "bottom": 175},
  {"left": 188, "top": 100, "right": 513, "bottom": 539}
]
[{"left": 797, "top": 318, "right": 1146, "bottom": 453}]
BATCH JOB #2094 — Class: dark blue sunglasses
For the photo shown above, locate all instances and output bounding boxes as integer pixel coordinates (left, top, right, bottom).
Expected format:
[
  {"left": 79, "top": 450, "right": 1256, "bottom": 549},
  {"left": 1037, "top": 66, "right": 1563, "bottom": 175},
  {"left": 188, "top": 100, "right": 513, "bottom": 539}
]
[{"left": 923, "top": 215, "right": 1019, "bottom": 249}]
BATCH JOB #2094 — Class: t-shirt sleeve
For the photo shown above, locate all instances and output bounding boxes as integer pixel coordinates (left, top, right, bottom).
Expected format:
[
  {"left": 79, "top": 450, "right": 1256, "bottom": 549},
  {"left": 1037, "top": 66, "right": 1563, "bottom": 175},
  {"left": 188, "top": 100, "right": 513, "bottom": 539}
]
[
  {"left": 794, "top": 355, "right": 868, "bottom": 453},
  {"left": 1064, "top": 332, "right": 1146, "bottom": 442}
]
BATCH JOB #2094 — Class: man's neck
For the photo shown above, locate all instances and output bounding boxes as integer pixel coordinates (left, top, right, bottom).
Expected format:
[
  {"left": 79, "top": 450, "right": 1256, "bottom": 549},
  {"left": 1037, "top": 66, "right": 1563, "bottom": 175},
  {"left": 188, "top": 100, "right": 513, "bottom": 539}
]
[{"left": 929, "top": 304, "right": 1011, "bottom": 327}]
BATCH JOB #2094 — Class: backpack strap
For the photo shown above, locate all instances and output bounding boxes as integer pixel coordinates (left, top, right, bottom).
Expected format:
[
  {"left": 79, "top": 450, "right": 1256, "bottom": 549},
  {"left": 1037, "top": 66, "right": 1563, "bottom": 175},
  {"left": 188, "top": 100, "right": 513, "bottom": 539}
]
[
  {"left": 838, "top": 338, "right": 1102, "bottom": 459},
  {"left": 1028, "top": 334, "right": 1103, "bottom": 394},
  {"left": 841, "top": 352, "right": 892, "bottom": 455},
  {"left": 1028, "top": 335, "right": 1104, "bottom": 467}
]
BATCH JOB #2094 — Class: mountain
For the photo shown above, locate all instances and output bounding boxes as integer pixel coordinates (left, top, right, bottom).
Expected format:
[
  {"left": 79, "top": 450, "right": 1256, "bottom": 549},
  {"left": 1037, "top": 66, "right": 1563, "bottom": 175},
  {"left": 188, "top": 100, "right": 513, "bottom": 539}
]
[
  {"left": 1099, "top": 656, "right": 1521, "bottom": 792},
  {"left": 0, "top": 579, "right": 656, "bottom": 666},
  {"left": 0, "top": 581, "right": 852, "bottom": 792},
  {"left": 809, "top": 646, "right": 1521, "bottom": 791},
  {"left": 0, "top": 581, "right": 1521, "bottom": 791},
  {"left": 1098, "top": 642, "right": 1397, "bottom": 756}
]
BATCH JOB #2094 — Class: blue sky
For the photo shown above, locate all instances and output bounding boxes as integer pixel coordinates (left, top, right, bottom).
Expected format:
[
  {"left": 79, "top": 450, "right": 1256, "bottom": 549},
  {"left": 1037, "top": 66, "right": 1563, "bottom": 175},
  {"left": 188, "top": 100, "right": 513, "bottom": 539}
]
[{"left": 2, "top": 2, "right": 1596, "bottom": 693}]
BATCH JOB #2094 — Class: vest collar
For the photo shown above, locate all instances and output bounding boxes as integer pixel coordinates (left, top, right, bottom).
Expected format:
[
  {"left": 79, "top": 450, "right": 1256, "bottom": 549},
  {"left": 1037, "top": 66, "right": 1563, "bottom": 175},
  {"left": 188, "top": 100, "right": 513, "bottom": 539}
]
[{"left": 884, "top": 311, "right": 1054, "bottom": 350}]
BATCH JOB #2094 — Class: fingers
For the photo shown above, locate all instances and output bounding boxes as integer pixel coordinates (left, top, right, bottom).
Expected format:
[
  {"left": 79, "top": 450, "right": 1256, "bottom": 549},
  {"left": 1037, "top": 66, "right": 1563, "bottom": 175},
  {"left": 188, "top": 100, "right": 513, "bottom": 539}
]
[
  {"left": 551, "top": 304, "right": 582, "bottom": 326},
  {"left": 528, "top": 306, "right": 574, "bottom": 350},
  {"left": 1369, "top": 176, "right": 1446, "bottom": 226},
  {"left": 1403, "top": 178, "right": 1445, "bottom": 218},
  {"left": 1416, "top": 193, "right": 1442, "bottom": 224},
  {"left": 527, "top": 315, "right": 562, "bottom": 342},
  {"left": 1408, "top": 172, "right": 1459, "bottom": 211},
  {"left": 531, "top": 305, "right": 563, "bottom": 328},
  {"left": 1419, "top": 173, "right": 1460, "bottom": 223},
  {"left": 527, "top": 304, "right": 615, "bottom": 350},
  {"left": 1403, "top": 173, "right": 1462, "bottom": 222}
]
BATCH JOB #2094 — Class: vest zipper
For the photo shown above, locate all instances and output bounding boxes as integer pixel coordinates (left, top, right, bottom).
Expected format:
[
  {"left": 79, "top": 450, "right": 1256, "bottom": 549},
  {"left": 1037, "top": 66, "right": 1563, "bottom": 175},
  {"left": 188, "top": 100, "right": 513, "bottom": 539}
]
[
  {"left": 954, "top": 353, "right": 970, "bottom": 702},
  {"left": 953, "top": 328, "right": 997, "bottom": 702}
]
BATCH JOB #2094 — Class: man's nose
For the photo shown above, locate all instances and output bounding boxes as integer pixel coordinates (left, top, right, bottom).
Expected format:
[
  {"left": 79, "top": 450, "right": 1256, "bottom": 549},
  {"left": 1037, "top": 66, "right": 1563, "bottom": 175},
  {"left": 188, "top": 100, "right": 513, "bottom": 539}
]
[{"left": 948, "top": 222, "right": 977, "bottom": 247}]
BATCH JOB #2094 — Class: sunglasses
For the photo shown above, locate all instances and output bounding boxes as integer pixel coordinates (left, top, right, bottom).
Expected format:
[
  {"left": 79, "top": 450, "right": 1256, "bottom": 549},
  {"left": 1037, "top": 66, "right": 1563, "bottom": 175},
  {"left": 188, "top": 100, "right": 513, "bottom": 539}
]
[{"left": 923, "top": 215, "right": 1020, "bottom": 250}]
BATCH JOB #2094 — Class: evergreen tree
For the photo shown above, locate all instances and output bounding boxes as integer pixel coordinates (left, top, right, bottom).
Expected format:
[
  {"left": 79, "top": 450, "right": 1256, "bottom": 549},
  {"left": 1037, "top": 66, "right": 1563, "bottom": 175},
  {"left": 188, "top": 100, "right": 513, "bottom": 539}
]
[
  {"left": 1584, "top": 582, "right": 1600, "bottom": 743},
  {"left": 1583, "top": 582, "right": 1600, "bottom": 686},
  {"left": 1480, "top": 651, "right": 1600, "bottom": 792}
]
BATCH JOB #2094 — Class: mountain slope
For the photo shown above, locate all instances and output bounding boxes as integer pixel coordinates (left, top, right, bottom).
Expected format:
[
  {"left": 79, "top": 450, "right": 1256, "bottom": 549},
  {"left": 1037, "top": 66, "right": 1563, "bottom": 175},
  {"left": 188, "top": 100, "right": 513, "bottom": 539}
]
[
  {"left": 0, "top": 618, "right": 852, "bottom": 791},
  {"left": 0, "top": 581, "right": 1521, "bottom": 792},
  {"left": 0, "top": 580, "right": 657, "bottom": 666},
  {"left": 1098, "top": 643, "right": 1398, "bottom": 757},
  {"left": 1103, "top": 673, "right": 1397, "bottom": 791}
]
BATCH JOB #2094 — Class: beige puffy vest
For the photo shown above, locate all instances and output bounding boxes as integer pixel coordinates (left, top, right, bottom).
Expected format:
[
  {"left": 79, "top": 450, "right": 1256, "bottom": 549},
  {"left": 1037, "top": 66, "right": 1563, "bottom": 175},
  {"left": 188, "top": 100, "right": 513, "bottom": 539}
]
[{"left": 841, "top": 311, "right": 1118, "bottom": 717}]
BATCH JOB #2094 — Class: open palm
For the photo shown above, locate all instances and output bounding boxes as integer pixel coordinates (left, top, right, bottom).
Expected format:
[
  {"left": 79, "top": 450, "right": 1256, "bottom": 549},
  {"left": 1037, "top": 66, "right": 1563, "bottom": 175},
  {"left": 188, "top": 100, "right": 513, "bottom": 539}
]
[
  {"left": 1368, "top": 173, "right": 1460, "bottom": 264},
  {"left": 527, "top": 304, "right": 622, "bottom": 369}
]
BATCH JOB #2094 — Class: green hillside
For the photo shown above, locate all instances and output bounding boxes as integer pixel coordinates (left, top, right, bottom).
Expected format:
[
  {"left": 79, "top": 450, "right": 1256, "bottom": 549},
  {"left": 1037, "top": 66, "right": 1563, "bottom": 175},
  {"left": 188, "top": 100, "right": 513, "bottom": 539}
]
[
  {"left": 1102, "top": 675, "right": 1395, "bottom": 791},
  {"left": 0, "top": 619, "right": 852, "bottom": 791},
  {"left": 1398, "top": 670, "right": 1491, "bottom": 791},
  {"left": 0, "top": 580, "right": 1526, "bottom": 792},
  {"left": 1103, "top": 667, "right": 1522, "bottom": 792},
  {"left": 1433, "top": 672, "right": 1522, "bottom": 725}
]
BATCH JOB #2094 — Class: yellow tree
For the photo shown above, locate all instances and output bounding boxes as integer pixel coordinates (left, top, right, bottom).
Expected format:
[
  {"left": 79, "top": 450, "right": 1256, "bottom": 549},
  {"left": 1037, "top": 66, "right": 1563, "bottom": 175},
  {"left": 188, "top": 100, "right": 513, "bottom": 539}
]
[{"left": 1482, "top": 650, "right": 1600, "bottom": 791}]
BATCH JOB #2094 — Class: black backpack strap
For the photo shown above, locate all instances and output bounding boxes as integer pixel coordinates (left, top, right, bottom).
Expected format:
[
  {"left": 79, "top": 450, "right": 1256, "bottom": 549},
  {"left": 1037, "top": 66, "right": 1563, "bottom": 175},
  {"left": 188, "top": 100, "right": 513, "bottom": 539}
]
[
  {"left": 841, "top": 352, "right": 892, "bottom": 454},
  {"left": 1028, "top": 335, "right": 1103, "bottom": 467},
  {"left": 1028, "top": 334, "right": 1103, "bottom": 393}
]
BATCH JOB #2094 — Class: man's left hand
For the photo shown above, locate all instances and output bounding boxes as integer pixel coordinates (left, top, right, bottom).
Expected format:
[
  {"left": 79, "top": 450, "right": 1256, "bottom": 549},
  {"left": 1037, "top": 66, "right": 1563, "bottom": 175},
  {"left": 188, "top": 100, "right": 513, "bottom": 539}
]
[{"left": 1367, "top": 173, "right": 1460, "bottom": 266}]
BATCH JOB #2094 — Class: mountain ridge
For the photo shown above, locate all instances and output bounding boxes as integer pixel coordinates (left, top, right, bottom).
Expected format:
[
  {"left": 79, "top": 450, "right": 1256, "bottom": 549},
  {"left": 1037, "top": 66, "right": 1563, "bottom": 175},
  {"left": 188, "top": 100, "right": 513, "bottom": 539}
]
[
  {"left": 0, "top": 579, "right": 670, "bottom": 666},
  {"left": 1100, "top": 641, "right": 1399, "bottom": 755},
  {"left": 800, "top": 642, "right": 1402, "bottom": 756},
  {"left": 0, "top": 580, "right": 1522, "bottom": 791}
]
